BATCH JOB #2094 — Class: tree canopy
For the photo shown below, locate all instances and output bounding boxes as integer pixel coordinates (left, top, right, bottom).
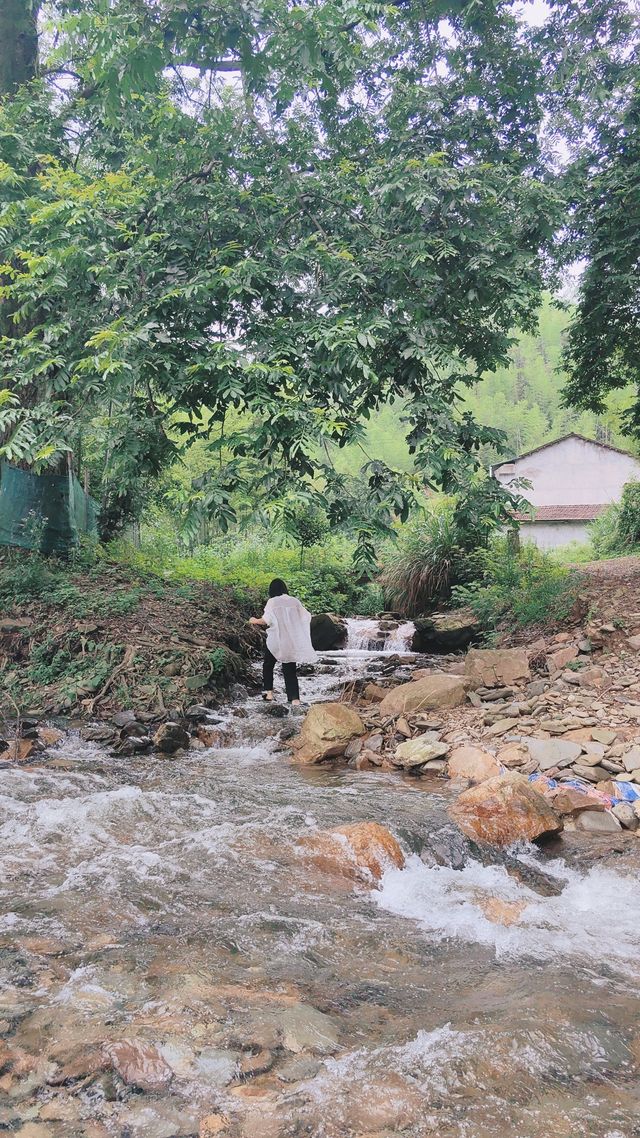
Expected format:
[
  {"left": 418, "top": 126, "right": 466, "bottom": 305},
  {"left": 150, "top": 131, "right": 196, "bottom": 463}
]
[{"left": 1, "top": 1, "right": 638, "bottom": 562}]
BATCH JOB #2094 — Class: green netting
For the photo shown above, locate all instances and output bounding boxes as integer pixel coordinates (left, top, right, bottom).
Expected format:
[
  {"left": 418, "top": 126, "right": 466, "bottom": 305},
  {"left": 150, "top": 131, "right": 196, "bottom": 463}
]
[{"left": 0, "top": 462, "right": 99, "bottom": 555}]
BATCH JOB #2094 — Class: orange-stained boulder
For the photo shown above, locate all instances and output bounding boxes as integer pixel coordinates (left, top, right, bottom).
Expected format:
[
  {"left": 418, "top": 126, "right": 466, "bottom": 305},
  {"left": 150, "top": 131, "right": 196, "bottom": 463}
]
[
  {"left": 298, "top": 821, "right": 405, "bottom": 884},
  {"left": 378, "top": 674, "right": 466, "bottom": 717},
  {"left": 291, "top": 702, "right": 365, "bottom": 764},
  {"left": 464, "top": 648, "right": 530, "bottom": 689},
  {"left": 546, "top": 786, "right": 607, "bottom": 816},
  {"left": 449, "top": 771, "right": 563, "bottom": 847},
  {"left": 447, "top": 745, "right": 501, "bottom": 784}
]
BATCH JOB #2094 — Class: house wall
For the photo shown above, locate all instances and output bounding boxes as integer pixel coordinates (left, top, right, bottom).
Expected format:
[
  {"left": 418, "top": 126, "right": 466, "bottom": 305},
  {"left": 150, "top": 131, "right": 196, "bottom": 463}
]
[
  {"left": 495, "top": 435, "right": 640, "bottom": 506},
  {"left": 520, "top": 521, "right": 590, "bottom": 550}
]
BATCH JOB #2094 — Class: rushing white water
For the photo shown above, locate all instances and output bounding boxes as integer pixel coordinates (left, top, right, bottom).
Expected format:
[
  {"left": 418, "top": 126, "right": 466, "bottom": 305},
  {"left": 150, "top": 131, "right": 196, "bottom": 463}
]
[
  {"left": 1, "top": 620, "right": 639, "bottom": 1138},
  {"left": 376, "top": 853, "right": 640, "bottom": 974},
  {"left": 344, "top": 616, "right": 384, "bottom": 650},
  {"left": 385, "top": 619, "right": 416, "bottom": 653},
  {"left": 344, "top": 616, "right": 415, "bottom": 653}
]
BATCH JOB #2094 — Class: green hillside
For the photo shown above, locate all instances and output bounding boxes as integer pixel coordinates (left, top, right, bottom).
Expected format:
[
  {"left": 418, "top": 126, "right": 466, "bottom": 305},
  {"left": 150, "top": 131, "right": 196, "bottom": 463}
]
[{"left": 332, "top": 298, "right": 637, "bottom": 477}]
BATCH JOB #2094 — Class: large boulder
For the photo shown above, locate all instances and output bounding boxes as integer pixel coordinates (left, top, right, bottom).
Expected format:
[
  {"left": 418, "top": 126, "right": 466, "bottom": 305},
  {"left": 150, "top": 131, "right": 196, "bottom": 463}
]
[
  {"left": 464, "top": 648, "right": 530, "bottom": 689},
  {"left": 449, "top": 771, "right": 563, "bottom": 846},
  {"left": 310, "top": 613, "right": 347, "bottom": 651},
  {"left": 298, "top": 821, "right": 405, "bottom": 883},
  {"left": 292, "top": 702, "right": 365, "bottom": 764},
  {"left": 447, "top": 745, "right": 501, "bottom": 784},
  {"left": 378, "top": 674, "right": 466, "bottom": 717},
  {"left": 412, "top": 609, "right": 480, "bottom": 653}
]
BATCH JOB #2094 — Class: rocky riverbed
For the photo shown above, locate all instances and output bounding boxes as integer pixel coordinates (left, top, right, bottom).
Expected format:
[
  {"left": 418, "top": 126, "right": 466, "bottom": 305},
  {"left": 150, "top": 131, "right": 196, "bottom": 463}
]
[{"left": 1, "top": 618, "right": 640, "bottom": 1137}]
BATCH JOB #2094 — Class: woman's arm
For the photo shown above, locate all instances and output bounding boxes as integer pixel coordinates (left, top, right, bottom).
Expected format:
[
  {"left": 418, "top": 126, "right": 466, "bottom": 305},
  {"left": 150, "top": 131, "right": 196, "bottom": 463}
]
[{"left": 248, "top": 617, "right": 267, "bottom": 627}]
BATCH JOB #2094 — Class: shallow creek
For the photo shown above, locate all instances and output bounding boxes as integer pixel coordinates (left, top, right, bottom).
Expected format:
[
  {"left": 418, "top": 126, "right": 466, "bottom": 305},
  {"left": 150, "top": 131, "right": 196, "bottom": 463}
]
[{"left": 1, "top": 626, "right": 640, "bottom": 1137}]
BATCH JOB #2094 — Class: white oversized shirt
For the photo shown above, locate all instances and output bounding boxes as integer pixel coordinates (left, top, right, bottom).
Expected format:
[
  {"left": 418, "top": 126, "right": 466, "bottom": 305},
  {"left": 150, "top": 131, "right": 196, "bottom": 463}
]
[{"left": 263, "top": 595, "right": 318, "bottom": 664}]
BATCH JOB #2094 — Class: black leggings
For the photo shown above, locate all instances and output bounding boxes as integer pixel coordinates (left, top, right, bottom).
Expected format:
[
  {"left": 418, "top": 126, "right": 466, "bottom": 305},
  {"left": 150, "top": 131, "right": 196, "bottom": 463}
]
[{"left": 263, "top": 647, "right": 300, "bottom": 702}]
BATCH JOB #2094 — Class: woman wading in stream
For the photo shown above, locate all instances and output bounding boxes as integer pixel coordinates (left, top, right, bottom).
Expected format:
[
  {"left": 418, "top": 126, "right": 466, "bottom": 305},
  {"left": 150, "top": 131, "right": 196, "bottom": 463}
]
[{"left": 249, "top": 578, "right": 317, "bottom": 706}]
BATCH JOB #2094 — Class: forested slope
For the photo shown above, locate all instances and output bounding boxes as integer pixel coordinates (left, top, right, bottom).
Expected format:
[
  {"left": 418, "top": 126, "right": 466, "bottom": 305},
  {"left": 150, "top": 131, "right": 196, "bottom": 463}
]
[{"left": 335, "top": 299, "right": 638, "bottom": 475}]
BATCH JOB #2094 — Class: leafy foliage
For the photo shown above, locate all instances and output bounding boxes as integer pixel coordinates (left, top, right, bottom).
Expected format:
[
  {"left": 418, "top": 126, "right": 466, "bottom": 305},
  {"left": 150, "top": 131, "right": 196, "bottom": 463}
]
[
  {"left": 590, "top": 480, "right": 640, "bottom": 557},
  {"left": 379, "top": 473, "right": 528, "bottom": 616},
  {"left": 0, "top": 0, "right": 565, "bottom": 562},
  {"left": 379, "top": 505, "right": 475, "bottom": 617},
  {"left": 113, "top": 525, "right": 381, "bottom": 614},
  {"left": 453, "top": 541, "right": 581, "bottom": 631}
]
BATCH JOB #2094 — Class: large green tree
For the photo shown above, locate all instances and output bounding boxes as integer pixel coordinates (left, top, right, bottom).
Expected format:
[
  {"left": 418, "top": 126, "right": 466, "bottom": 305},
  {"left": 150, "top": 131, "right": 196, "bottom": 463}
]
[
  {"left": 538, "top": 1, "right": 640, "bottom": 434},
  {"left": 0, "top": 0, "right": 563, "bottom": 561}
]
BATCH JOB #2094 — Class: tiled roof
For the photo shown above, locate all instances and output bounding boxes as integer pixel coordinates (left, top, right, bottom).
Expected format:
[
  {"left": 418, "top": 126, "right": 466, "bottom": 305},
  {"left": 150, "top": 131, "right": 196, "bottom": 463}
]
[{"left": 515, "top": 504, "right": 607, "bottom": 523}]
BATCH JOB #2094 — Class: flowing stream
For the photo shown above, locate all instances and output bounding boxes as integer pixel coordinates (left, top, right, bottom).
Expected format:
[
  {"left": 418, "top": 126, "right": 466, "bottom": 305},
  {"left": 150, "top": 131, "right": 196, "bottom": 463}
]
[{"left": 1, "top": 621, "right": 639, "bottom": 1137}]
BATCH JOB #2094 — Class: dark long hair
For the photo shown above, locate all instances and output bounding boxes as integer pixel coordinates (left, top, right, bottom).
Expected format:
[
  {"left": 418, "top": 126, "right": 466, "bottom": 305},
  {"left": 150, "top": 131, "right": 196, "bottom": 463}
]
[{"left": 268, "top": 578, "right": 289, "bottom": 597}]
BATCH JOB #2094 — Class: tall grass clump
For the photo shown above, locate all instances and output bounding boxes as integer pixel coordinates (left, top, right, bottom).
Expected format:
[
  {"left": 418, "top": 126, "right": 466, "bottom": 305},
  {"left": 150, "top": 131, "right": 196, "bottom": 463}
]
[{"left": 379, "top": 504, "right": 480, "bottom": 616}]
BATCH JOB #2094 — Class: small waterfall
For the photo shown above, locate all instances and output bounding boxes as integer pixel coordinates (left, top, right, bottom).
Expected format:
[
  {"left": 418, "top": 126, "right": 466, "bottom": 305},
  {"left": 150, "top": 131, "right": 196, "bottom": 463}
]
[
  {"left": 344, "top": 617, "right": 415, "bottom": 654},
  {"left": 344, "top": 617, "right": 385, "bottom": 651},
  {"left": 384, "top": 620, "right": 415, "bottom": 653}
]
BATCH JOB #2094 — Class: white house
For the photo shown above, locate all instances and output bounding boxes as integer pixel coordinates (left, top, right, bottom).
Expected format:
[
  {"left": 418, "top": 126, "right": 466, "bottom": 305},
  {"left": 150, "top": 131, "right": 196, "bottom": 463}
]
[{"left": 492, "top": 433, "right": 640, "bottom": 550}]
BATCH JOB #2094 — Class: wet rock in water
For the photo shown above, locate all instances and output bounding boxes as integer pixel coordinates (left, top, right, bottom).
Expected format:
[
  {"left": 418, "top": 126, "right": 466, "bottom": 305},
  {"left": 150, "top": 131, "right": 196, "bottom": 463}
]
[
  {"left": 291, "top": 702, "right": 365, "bottom": 764},
  {"left": 278, "top": 1004, "right": 339, "bottom": 1054},
  {"left": 378, "top": 674, "right": 466, "bottom": 717},
  {"left": 120, "top": 720, "right": 149, "bottom": 740},
  {"left": 392, "top": 737, "right": 449, "bottom": 770},
  {"left": 464, "top": 647, "right": 530, "bottom": 689},
  {"left": 575, "top": 810, "right": 622, "bottom": 834},
  {"left": 310, "top": 612, "right": 347, "bottom": 651},
  {"left": 276, "top": 1055, "right": 321, "bottom": 1082},
  {"left": 117, "top": 1100, "right": 200, "bottom": 1138},
  {"left": 153, "top": 721, "right": 190, "bottom": 754},
  {"left": 197, "top": 725, "right": 226, "bottom": 748},
  {"left": 447, "top": 745, "right": 501, "bottom": 783},
  {"left": 420, "top": 824, "right": 474, "bottom": 871},
  {"left": 298, "top": 821, "right": 405, "bottom": 883},
  {"left": 36, "top": 726, "right": 64, "bottom": 748},
  {"left": 184, "top": 704, "right": 212, "bottom": 722},
  {"left": 199, "top": 1114, "right": 231, "bottom": 1137},
  {"left": 476, "top": 896, "right": 527, "bottom": 926},
  {"left": 411, "top": 608, "right": 480, "bottom": 652},
  {"left": 238, "top": 1048, "right": 274, "bottom": 1077},
  {"left": 449, "top": 771, "right": 563, "bottom": 847},
  {"left": 1, "top": 738, "right": 36, "bottom": 762},
  {"left": 112, "top": 709, "right": 138, "bottom": 728},
  {"left": 263, "top": 702, "right": 289, "bottom": 718},
  {"left": 344, "top": 1071, "right": 425, "bottom": 1133},
  {"left": 104, "top": 1039, "right": 173, "bottom": 1091}
]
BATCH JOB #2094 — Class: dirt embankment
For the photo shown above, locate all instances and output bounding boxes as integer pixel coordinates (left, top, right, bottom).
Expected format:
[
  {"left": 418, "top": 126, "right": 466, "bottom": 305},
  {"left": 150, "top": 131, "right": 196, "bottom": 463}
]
[{"left": 0, "top": 552, "right": 263, "bottom": 724}]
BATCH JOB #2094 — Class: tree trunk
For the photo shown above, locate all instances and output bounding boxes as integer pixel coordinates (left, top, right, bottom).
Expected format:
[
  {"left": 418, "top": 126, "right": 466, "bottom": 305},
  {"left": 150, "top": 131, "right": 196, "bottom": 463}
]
[{"left": 0, "top": 0, "right": 40, "bottom": 95}]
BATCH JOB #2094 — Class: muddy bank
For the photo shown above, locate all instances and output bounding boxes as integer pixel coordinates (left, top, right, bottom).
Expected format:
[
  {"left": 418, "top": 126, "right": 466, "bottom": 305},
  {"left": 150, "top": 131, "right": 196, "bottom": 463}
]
[{"left": 0, "top": 552, "right": 262, "bottom": 724}]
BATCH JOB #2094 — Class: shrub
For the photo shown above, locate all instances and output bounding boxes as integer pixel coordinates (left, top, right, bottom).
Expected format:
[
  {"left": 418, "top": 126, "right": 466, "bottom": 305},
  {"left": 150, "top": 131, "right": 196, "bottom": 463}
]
[
  {"left": 379, "top": 504, "right": 481, "bottom": 616},
  {"left": 589, "top": 480, "right": 640, "bottom": 559},
  {"left": 616, "top": 481, "right": 640, "bottom": 547},
  {"left": 109, "top": 528, "right": 374, "bottom": 614},
  {"left": 590, "top": 503, "right": 621, "bottom": 558},
  {"left": 452, "top": 540, "right": 580, "bottom": 631}
]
